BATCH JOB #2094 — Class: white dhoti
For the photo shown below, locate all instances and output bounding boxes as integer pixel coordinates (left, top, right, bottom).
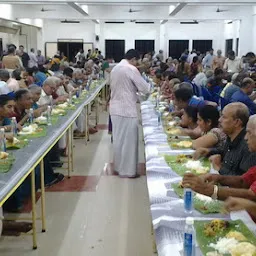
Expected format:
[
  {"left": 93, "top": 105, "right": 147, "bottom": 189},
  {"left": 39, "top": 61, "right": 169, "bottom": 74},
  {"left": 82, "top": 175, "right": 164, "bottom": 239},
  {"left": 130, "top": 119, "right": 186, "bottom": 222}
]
[
  {"left": 111, "top": 115, "right": 138, "bottom": 177},
  {"left": 75, "top": 109, "right": 86, "bottom": 132}
]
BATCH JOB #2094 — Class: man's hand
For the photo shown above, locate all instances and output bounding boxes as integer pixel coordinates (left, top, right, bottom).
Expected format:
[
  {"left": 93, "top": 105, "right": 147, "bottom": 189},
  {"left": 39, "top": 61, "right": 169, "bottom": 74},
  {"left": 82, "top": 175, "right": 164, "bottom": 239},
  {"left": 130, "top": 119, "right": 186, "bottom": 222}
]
[
  {"left": 17, "top": 123, "right": 22, "bottom": 131},
  {"left": 193, "top": 148, "right": 210, "bottom": 160},
  {"left": 5, "top": 133, "right": 14, "bottom": 142},
  {"left": 182, "top": 173, "right": 214, "bottom": 196},
  {"left": 209, "top": 154, "right": 222, "bottom": 171},
  {"left": 224, "top": 197, "right": 256, "bottom": 213},
  {"left": 56, "top": 95, "right": 68, "bottom": 103},
  {"left": 199, "top": 173, "right": 220, "bottom": 184}
]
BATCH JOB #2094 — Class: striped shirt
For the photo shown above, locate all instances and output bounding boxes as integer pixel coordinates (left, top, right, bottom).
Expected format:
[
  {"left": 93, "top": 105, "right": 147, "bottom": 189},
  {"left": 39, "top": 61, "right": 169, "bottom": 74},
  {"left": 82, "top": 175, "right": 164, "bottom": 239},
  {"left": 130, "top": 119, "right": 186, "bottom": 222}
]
[
  {"left": 210, "top": 129, "right": 256, "bottom": 175},
  {"left": 109, "top": 59, "right": 150, "bottom": 118}
]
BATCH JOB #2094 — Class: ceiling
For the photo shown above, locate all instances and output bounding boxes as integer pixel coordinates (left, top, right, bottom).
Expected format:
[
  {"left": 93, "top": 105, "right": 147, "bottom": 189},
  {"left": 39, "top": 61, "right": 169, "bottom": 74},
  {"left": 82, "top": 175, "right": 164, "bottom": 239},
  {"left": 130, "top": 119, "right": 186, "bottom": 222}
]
[{"left": 1, "top": 1, "right": 256, "bottom": 24}]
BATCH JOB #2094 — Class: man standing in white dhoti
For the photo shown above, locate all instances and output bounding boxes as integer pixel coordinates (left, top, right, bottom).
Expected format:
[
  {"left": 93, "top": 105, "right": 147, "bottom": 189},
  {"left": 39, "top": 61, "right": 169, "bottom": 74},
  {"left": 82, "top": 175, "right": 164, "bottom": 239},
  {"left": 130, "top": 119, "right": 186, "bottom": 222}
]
[{"left": 110, "top": 49, "right": 150, "bottom": 178}]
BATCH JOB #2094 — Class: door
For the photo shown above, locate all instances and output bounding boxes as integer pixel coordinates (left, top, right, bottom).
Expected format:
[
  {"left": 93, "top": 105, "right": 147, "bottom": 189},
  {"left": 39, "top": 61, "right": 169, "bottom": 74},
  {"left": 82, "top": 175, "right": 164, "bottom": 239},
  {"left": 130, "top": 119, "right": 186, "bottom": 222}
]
[
  {"left": 192, "top": 40, "right": 212, "bottom": 54},
  {"left": 169, "top": 40, "right": 189, "bottom": 59},
  {"left": 0, "top": 38, "right": 2, "bottom": 58},
  {"left": 225, "top": 39, "right": 233, "bottom": 57},
  {"left": 57, "top": 40, "right": 83, "bottom": 62},
  {"left": 105, "top": 40, "right": 125, "bottom": 62},
  {"left": 135, "top": 40, "right": 155, "bottom": 56}
]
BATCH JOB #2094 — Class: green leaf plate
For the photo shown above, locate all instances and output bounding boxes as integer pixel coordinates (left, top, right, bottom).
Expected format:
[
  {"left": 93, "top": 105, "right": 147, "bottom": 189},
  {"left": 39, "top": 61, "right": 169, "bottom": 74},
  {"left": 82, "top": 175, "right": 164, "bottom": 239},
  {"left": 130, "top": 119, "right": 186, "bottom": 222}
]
[
  {"left": 0, "top": 153, "right": 15, "bottom": 173},
  {"left": 164, "top": 155, "right": 210, "bottom": 176},
  {"left": 6, "top": 138, "right": 28, "bottom": 150},
  {"left": 194, "top": 219, "right": 256, "bottom": 256},
  {"left": 171, "top": 183, "right": 223, "bottom": 214},
  {"left": 18, "top": 126, "right": 47, "bottom": 139}
]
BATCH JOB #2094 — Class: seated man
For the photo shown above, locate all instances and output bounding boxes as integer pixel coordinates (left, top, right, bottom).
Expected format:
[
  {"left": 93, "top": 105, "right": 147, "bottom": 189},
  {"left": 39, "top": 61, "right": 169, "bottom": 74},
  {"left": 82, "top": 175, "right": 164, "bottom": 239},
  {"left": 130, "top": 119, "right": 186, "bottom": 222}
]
[
  {"left": 194, "top": 102, "right": 256, "bottom": 175},
  {"left": 173, "top": 87, "right": 206, "bottom": 110},
  {"left": 0, "top": 69, "right": 11, "bottom": 95},
  {"left": 13, "top": 89, "right": 64, "bottom": 186},
  {"left": 231, "top": 77, "right": 256, "bottom": 115},
  {"left": 28, "top": 84, "right": 47, "bottom": 114},
  {"left": 182, "top": 114, "right": 256, "bottom": 202}
]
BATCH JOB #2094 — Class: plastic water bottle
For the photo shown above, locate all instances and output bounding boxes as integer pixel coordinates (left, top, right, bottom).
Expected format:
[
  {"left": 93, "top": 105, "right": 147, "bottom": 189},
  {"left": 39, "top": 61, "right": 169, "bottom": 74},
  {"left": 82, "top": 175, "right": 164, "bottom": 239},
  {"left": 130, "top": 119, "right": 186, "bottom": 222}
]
[
  {"left": 0, "top": 128, "right": 6, "bottom": 152},
  {"left": 69, "top": 92, "right": 73, "bottom": 103},
  {"left": 157, "top": 111, "right": 161, "bottom": 126},
  {"left": 47, "top": 106, "right": 52, "bottom": 126},
  {"left": 183, "top": 217, "right": 196, "bottom": 256},
  {"left": 184, "top": 171, "right": 193, "bottom": 214},
  {"left": 79, "top": 86, "right": 82, "bottom": 97},
  {"left": 169, "top": 100, "right": 174, "bottom": 113},
  {"left": 28, "top": 108, "right": 34, "bottom": 124},
  {"left": 11, "top": 117, "right": 18, "bottom": 136}
]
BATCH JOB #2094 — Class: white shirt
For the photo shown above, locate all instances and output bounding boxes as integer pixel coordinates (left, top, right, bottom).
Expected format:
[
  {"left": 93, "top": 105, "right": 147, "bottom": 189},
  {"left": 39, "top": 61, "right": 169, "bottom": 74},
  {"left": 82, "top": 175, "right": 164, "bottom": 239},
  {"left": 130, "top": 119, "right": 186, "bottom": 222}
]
[
  {"left": 28, "top": 52, "right": 38, "bottom": 68},
  {"left": 187, "top": 53, "right": 197, "bottom": 64},
  {"left": 223, "top": 57, "right": 243, "bottom": 73},
  {"left": 0, "top": 81, "right": 11, "bottom": 95},
  {"left": 37, "top": 89, "right": 52, "bottom": 106},
  {"left": 109, "top": 59, "right": 150, "bottom": 118}
]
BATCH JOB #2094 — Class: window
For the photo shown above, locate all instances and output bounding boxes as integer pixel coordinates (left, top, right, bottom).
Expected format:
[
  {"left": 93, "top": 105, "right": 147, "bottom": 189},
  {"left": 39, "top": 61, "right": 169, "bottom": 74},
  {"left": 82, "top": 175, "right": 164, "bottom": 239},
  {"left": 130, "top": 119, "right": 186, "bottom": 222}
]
[
  {"left": 169, "top": 40, "right": 189, "bottom": 59},
  {"left": 105, "top": 40, "right": 125, "bottom": 62},
  {"left": 225, "top": 39, "right": 233, "bottom": 57},
  {"left": 192, "top": 40, "right": 213, "bottom": 54},
  {"left": 135, "top": 40, "right": 155, "bottom": 56}
]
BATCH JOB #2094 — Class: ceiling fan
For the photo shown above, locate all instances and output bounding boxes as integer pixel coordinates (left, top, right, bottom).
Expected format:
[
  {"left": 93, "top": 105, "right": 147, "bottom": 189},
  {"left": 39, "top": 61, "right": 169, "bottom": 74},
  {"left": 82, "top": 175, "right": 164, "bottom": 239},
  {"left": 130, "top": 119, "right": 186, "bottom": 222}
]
[
  {"left": 41, "top": 7, "right": 56, "bottom": 12},
  {"left": 126, "top": 8, "right": 142, "bottom": 13},
  {"left": 216, "top": 7, "right": 228, "bottom": 13}
]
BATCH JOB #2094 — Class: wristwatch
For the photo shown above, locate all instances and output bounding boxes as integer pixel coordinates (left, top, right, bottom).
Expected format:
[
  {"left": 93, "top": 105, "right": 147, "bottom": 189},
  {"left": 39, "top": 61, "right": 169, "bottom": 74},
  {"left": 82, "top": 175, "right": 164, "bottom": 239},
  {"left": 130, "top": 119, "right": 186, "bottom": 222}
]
[{"left": 211, "top": 185, "right": 218, "bottom": 200}]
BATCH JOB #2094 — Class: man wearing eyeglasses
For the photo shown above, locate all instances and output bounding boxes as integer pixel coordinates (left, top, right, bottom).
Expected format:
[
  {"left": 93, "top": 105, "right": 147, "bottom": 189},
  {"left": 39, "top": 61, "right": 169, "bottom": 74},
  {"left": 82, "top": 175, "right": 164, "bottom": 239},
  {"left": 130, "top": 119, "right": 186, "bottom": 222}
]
[{"left": 37, "top": 77, "right": 66, "bottom": 106}]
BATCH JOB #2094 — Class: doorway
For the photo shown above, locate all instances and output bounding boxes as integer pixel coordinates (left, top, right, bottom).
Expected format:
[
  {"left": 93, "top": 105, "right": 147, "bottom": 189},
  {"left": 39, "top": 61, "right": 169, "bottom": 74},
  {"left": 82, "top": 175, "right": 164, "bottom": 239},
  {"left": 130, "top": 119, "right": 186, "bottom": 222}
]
[
  {"left": 105, "top": 40, "right": 125, "bottom": 62},
  {"left": 169, "top": 40, "right": 189, "bottom": 59},
  {"left": 57, "top": 40, "right": 83, "bottom": 62},
  {"left": 192, "top": 40, "right": 213, "bottom": 54},
  {"left": 225, "top": 39, "right": 233, "bottom": 57},
  {"left": 135, "top": 40, "right": 155, "bottom": 57},
  {"left": 0, "top": 38, "right": 3, "bottom": 58}
]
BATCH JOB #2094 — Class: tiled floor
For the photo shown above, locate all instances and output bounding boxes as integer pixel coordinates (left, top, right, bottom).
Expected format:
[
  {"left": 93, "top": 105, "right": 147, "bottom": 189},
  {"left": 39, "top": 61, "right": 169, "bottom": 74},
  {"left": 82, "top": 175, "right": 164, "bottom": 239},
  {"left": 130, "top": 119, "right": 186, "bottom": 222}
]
[{"left": 0, "top": 110, "right": 155, "bottom": 256}]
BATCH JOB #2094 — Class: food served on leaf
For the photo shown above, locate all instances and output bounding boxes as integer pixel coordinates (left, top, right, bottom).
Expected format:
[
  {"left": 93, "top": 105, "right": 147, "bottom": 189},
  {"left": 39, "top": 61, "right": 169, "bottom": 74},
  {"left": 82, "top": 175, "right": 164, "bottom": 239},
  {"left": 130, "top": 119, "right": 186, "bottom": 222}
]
[
  {"left": 166, "top": 127, "right": 181, "bottom": 135},
  {"left": 171, "top": 140, "right": 192, "bottom": 149},
  {"left": 195, "top": 219, "right": 256, "bottom": 256},
  {"left": 204, "top": 220, "right": 229, "bottom": 237},
  {"left": 184, "top": 159, "right": 210, "bottom": 174},
  {"left": 0, "top": 151, "right": 8, "bottom": 159},
  {"left": 171, "top": 183, "right": 222, "bottom": 214},
  {"left": 165, "top": 154, "right": 210, "bottom": 176},
  {"left": 19, "top": 124, "right": 43, "bottom": 135},
  {"left": 34, "top": 116, "right": 47, "bottom": 124},
  {"left": 57, "top": 102, "right": 75, "bottom": 109},
  {"left": 51, "top": 108, "right": 66, "bottom": 115},
  {"left": 6, "top": 137, "right": 27, "bottom": 149}
]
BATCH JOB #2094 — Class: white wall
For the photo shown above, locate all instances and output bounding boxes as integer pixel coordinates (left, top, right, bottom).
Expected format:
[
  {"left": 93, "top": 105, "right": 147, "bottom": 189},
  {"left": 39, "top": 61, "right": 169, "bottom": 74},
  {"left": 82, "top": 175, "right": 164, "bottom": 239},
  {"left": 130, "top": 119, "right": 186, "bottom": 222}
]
[
  {"left": 43, "top": 20, "right": 95, "bottom": 43},
  {"left": 164, "top": 22, "right": 225, "bottom": 56},
  {"left": 98, "top": 22, "right": 160, "bottom": 56}
]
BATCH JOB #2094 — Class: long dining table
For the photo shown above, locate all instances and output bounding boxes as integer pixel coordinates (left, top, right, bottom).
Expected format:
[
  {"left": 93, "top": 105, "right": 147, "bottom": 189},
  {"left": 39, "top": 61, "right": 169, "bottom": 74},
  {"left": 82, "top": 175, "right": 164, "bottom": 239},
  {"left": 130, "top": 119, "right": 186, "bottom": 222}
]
[
  {"left": 140, "top": 98, "right": 256, "bottom": 256},
  {"left": 0, "top": 79, "right": 106, "bottom": 249}
]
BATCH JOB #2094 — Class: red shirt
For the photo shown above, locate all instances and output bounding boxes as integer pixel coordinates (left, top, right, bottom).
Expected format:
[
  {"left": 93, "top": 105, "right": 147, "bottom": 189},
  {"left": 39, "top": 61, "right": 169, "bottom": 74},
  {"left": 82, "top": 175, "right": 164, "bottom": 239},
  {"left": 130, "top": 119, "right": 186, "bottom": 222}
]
[{"left": 242, "top": 166, "right": 256, "bottom": 193}]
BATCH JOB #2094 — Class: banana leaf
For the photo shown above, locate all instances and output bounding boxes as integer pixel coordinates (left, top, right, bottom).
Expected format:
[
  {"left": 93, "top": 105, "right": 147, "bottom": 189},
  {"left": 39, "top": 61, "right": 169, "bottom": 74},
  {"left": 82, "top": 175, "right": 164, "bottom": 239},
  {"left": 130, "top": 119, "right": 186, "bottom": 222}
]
[
  {"left": 0, "top": 153, "right": 15, "bottom": 173},
  {"left": 194, "top": 220, "right": 256, "bottom": 256}
]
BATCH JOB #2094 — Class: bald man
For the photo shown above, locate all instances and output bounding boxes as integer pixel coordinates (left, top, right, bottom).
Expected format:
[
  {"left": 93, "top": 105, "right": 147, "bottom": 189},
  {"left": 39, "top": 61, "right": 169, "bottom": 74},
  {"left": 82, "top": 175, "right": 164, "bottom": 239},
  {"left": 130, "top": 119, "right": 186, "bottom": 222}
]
[
  {"left": 194, "top": 102, "right": 256, "bottom": 176},
  {"left": 183, "top": 114, "right": 256, "bottom": 202}
]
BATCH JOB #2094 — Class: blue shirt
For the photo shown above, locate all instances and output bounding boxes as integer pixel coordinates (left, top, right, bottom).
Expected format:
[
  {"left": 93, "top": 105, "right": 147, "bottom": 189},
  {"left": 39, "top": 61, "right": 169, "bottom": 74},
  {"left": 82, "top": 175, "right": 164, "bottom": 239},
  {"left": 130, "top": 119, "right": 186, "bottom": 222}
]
[
  {"left": 32, "top": 102, "right": 39, "bottom": 110},
  {"left": 2, "top": 117, "right": 11, "bottom": 126},
  {"left": 231, "top": 90, "right": 256, "bottom": 115},
  {"left": 224, "top": 84, "right": 240, "bottom": 102},
  {"left": 35, "top": 71, "right": 47, "bottom": 87},
  {"left": 188, "top": 96, "right": 206, "bottom": 109},
  {"left": 203, "top": 54, "right": 214, "bottom": 68}
]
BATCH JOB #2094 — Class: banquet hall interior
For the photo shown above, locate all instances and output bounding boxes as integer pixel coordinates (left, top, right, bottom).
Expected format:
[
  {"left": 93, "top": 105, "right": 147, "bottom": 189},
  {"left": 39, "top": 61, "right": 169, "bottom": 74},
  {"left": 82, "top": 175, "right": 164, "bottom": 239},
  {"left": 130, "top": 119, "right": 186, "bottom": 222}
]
[{"left": 0, "top": 0, "right": 256, "bottom": 256}]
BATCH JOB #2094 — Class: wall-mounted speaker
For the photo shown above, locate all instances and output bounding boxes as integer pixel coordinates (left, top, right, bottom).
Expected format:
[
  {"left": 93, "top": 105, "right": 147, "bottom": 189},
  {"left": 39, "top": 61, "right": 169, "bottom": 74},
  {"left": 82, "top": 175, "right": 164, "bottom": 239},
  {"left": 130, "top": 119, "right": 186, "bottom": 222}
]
[{"left": 96, "top": 35, "right": 99, "bottom": 41}]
